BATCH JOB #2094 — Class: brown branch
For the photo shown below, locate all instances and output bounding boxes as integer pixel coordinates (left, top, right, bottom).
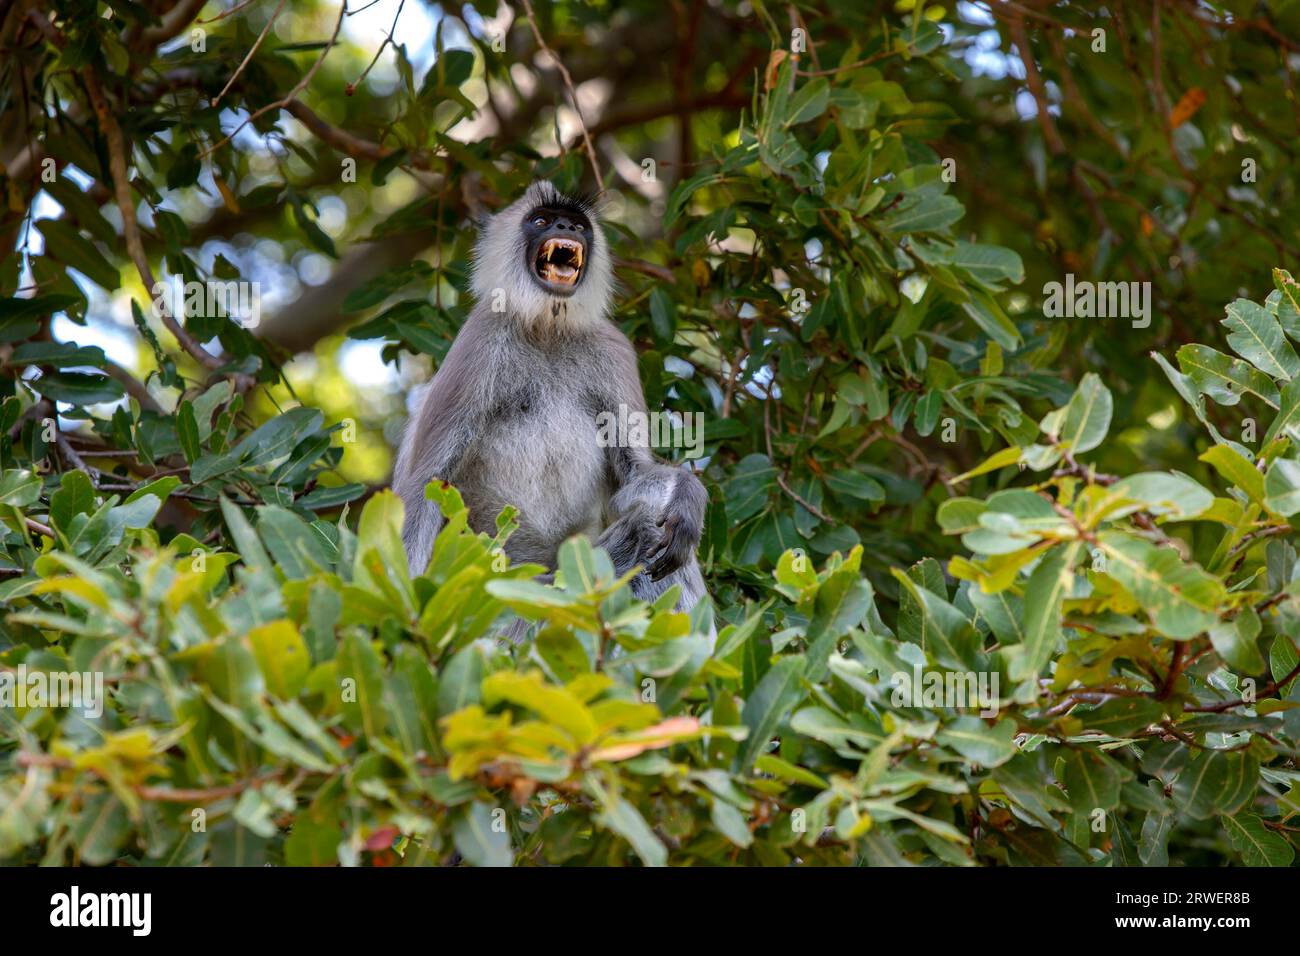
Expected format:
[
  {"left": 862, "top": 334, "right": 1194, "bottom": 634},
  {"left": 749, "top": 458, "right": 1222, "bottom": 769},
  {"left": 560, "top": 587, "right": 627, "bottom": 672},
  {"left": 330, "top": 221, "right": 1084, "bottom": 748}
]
[
  {"left": 80, "top": 67, "right": 223, "bottom": 371},
  {"left": 55, "top": 432, "right": 96, "bottom": 477},
  {"left": 25, "top": 7, "right": 63, "bottom": 47},
  {"left": 1185, "top": 656, "right": 1300, "bottom": 713},
  {"left": 1156, "top": 641, "right": 1185, "bottom": 700},
  {"left": 138, "top": 0, "right": 210, "bottom": 47},
  {"left": 615, "top": 256, "right": 674, "bottom": 283},
  {"left": 14, "top": 752, "right": 286, "bottom": 804},
  {"left": 25, "top": 516, "right": 54, "bottom": 538},
  {"left": 1007, "top": 10, "right": 1065, "bottom": 156},
  {"left": 282, "top": 98, "right": 434, "bottom": 169},
  {"left": 797, "top": 49, "right": 897, "bottom": 77}
]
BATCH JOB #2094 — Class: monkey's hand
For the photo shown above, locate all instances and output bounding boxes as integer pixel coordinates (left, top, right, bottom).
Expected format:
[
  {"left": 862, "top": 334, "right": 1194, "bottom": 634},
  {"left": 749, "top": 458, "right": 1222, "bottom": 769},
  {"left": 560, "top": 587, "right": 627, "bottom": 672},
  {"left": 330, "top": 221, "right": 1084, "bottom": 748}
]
[
  {"left": 596, "top": 502, "right": 656, "bottom": 579},
  {"left": 644, "top": 470, "right": 706, "bottom": 581}
]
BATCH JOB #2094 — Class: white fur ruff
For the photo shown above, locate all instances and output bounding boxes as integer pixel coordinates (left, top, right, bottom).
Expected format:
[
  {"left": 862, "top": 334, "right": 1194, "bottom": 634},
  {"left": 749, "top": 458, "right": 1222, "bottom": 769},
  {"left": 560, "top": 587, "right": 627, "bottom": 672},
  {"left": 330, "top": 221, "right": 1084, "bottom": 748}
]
[{"left": 470, "top": 181, "right": 614, "bottom": 333}]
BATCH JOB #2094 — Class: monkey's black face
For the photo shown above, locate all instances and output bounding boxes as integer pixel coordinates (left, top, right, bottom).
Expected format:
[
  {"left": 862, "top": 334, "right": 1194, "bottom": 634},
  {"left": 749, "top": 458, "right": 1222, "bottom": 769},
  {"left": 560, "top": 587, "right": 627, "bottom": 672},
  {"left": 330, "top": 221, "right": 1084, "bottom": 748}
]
[{"left": 522, "top": 204, "right": 591, "bottom": 296}]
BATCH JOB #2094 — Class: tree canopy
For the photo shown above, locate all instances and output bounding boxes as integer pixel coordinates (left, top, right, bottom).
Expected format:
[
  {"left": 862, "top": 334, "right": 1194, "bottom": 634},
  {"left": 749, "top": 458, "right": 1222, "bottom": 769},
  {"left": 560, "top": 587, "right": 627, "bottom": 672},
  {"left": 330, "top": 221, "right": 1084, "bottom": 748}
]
[{"left": 2, "top": 0, "right": 1300, "bottom": 867}]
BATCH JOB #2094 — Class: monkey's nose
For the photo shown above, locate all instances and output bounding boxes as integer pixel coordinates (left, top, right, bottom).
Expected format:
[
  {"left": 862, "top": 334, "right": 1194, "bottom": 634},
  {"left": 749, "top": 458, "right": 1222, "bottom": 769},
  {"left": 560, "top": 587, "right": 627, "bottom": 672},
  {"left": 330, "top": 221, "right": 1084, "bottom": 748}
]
[{"left": 552, "top": 216, "right": 581, "bottom": 232}]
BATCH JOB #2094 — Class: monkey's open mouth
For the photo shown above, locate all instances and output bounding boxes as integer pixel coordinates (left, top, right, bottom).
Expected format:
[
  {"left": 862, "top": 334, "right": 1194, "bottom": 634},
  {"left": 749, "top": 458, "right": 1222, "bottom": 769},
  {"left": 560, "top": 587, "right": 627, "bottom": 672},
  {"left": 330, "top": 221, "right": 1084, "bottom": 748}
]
[{"left": 534, "top": 237, "right": 584, "bottom": 287}]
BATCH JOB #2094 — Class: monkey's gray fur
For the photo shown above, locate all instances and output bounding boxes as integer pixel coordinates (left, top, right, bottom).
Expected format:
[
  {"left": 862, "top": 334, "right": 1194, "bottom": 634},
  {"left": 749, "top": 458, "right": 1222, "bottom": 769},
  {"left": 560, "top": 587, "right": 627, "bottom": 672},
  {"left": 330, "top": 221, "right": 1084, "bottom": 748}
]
[{"left": 393, "top": 181, "right": 711, "bottom": 630}]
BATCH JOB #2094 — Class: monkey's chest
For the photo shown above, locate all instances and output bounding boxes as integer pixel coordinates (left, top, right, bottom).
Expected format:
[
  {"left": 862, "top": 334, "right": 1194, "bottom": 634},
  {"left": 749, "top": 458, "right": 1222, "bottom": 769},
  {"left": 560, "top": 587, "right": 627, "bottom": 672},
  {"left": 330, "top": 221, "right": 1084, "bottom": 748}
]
[{"left": 461, "top": 391, "right": 607, "bottom": 560}]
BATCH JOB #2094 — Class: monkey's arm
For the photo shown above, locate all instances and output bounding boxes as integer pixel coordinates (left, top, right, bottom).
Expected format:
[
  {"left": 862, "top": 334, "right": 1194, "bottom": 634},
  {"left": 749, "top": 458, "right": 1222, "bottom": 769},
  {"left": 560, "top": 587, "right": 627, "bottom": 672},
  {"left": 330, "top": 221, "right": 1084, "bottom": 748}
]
[
  {"left": 393, "top": 319, "right": 488, "bottom": 573},
  {"left": 592, "top": 325, "right": 706, "bottom": 581},
  {"left": 606, "top": 452, "right": 707, "bottom": 580}
]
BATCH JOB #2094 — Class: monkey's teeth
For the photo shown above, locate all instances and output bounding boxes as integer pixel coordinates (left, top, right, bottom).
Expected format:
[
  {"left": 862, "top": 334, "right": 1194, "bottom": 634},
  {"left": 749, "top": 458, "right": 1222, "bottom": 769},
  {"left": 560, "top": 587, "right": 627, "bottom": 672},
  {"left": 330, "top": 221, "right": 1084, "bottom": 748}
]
[{"left": 536, "top": 238, "right": 584, "bottom": 285}]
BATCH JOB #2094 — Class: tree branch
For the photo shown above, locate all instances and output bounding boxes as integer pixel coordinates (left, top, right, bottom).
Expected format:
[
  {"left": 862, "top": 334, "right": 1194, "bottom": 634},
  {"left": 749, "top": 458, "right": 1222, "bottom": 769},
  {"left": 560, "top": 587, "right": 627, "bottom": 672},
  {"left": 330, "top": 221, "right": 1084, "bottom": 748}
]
[{"left": 80, "top": 67, "right": 223, "bottom": 371}]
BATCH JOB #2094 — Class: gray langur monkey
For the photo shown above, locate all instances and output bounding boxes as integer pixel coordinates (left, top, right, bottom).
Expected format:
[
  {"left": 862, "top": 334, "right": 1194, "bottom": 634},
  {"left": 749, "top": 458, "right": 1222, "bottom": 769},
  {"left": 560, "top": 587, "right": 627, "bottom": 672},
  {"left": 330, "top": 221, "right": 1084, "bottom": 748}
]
[{"left": 393, "top": 181, "right": 711, "bottom": 627}]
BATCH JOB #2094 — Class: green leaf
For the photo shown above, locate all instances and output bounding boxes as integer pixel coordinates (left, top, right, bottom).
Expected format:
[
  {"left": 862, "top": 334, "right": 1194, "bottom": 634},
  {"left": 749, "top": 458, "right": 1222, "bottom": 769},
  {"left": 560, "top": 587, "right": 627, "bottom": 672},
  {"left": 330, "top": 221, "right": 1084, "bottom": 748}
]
[
  {"left": 1264, "top": 376, "right": 1300, "bottom": 445},
  {"left": 1171, "top": 750, "right": 1258, "bottom": 820},
  {"left": 784, "top": 77, "right": 830, "bottom": 125},
  {"left": 1011, "top": 542, "right": 1080, "bottom": 682},
  {"left": 221, "top": 495, "right": 272, "bottom": 573},
  {"left": 1078, "top": 697, "right": 1166, "bottom": 737},
  {"left": 177, "top": 400, "right": 201, "bottom": 464},
  {"left": 960, "top": 292, "right": 1021, "bottom": 350},
  {"left": 247, "top": 620, "right": 310, "bottom": 699},
  {"left": 13, "top": 341, "right": 107, "bottom": 368},
  {"left": 648, "top": 287, "right": 676, "bottom": 341},
  {"left": 1177, "top": 344, "right": 1280, "bottom": 408},
  {"left": 943, "top": 242, "right": 1024, "bottom": 286},
  {"left": 1222, "top": 812, "right": 1294, "bottom": 867},
  {"left": 70, "top": 793, "right": 129, "bottom": 865},
  {"left": 596, "top": 796, "right": 666, "bottom": 867},
  {"left": 354, "top": 489, "right": 410, "bottom": 593},
  {"left": 453, "top": 801, "right": 512, "bottom": 867},
  {"left": 1098, "top": 532, "right": 1223, "bottom": 639},
  {"left": 257, "top": 505, "right": 332, "bottom": 578},
  {"left": 711, "top": 800, "right": 754, "bottom": 848},
  {"left": 1050, "top": 372, "right": 1112, "bottom": 454},
  {"left": 935, "top": 717, "right": 1017, "bottom": 767},
  {"left": 1061, "top": 750, "right": 1127, "bottom": 814},
  {"left": 1199, "top": 447, "right": 1265, "bottom": 504},
  {"left": 437, "top": 643, "right": 486, "bottom": 718},
  {"left": 0, "top": 469, "right": 43, "bottom": 508},
  {"left": 50, "top": 471, "right": 95, "bottom": 530},
  {"left": 1208, "top": 609, "right": 1266, "bottom": 674},
  {"left": 1270, "top": 635, "right": 1299, "bottom": 697},
  {"left": 1105, "top": 472, "right": 1216, "bottom": 520},
  {"left": 1222, "top": 298, "right": 1300, "bottom": 381},
  {"left": 804, "top": 571, "right": 874, "bottom": 681},
  {"left": 29, "top": 371, "right": 124, "bottom": 405},
  {"left": 880, "top": 193, "right": 964, "bottom": 234},
  {"left": 736, "top": 655, "right": 806, "bottom": 771},
  {"left": 1264, "top": 458, "right": 1300, "bottom": 516},
  {"left": 37, "top": 219, "right": 120, "bottom": 290},
  {"left": 336, "top": 633, "right": 387, "bottom": 739},
  {"left": 893, "top": 569, "right": 980, "bottom": 670}
]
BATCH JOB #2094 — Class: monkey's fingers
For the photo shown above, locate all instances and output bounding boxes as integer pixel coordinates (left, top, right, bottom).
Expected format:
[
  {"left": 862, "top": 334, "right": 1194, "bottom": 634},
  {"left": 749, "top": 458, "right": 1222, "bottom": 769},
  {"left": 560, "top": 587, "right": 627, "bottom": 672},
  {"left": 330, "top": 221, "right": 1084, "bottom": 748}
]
[{"left": 645, "top": 530, "right": 684, "bottom": 580}]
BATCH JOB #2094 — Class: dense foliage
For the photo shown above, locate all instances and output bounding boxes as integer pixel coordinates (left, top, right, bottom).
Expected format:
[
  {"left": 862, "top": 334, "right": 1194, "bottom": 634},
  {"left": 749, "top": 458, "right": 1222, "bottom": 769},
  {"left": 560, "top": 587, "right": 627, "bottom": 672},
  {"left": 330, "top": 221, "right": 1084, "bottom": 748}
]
[{"left": 1, "top": 0, "right": 1298, "bottom": 865}]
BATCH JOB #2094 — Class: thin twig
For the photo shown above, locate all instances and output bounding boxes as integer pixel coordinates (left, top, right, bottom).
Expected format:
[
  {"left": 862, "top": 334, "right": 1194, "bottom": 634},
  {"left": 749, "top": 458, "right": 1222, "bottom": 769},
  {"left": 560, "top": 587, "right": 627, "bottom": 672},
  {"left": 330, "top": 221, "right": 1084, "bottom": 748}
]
[
  {"left": 210, "top": 0, "right": 288, "bottom": 108},
  {"left": 198, "top": 0, "right": 259, "bottom": 24},
  {"left": 201, "top": 1, "right": 348, "bottom": 160},
  {"left": 346, "top": 0, "right": 405, "bottom": 95},
  {"left": 55, "top": 433, "right": 98, "bottom": 478},
  {"left": 25, "top": 517, "right": 54, "bottom": 539},
  {"left": 519, "top": 0, "right": 603, "bottom": 190},
  {"left": 1185, "top": 657, "right": 1300, "bottom": 713},
  {"left": 615, "top": 256, "right": 675, "bottom": 282}
]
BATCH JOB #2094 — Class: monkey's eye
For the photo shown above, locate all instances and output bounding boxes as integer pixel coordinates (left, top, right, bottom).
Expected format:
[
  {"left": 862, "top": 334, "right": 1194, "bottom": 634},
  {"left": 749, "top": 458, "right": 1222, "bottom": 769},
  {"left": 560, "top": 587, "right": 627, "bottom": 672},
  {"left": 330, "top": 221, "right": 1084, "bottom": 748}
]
[
  {"left": 574, "top": 222, "right": 584, "bottom": 231},
  {"left": 532, "top": 215, "right": 548, "bottom": 227}
]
